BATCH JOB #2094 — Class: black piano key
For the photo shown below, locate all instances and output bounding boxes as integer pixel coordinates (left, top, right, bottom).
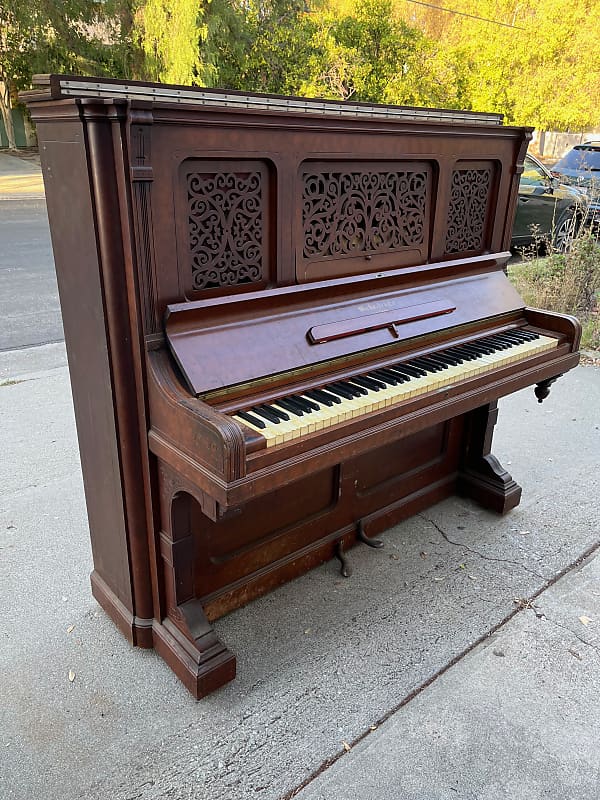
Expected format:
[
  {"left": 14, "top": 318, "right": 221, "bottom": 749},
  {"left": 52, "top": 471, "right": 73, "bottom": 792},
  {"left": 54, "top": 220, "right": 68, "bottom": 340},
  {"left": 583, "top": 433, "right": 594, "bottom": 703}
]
[
  {"left": 327, "top": 383, "right": 357, "bottom": 400},
  {"left": 492, "top": 332, "right": 524, "bottom": 346},
  {"left": 267, "top": 404, "right": 290, "bottom": 421},
  {"left": 459, "top": 343, "right": 491, "bottom": 357},
  {"left": 366, "top": 370, "right": 394, "bottom": 386},
  {"left": 409, "top": 357, "right": 441, "bottom": 372},
  {"left": 252, "top": 405, "right": 283, "bottom": 424},
  {"left": 237, "top": 410, "right": 266, "bottom": 429},
  {"left": 430, "top": 352, "right": 458, "bottom": 366},
  {"left": 316, "top": 388, "right": 342, "bottom": 404},
  {"left": 350, "top": 375, "right": 384, "bottom": 391},
  {"left": 500, "top": 329, "right": 537, "bottom": 343},
  {"left": 512, "top": 329, "right": 539, "bottom": 340},
  {"left": 425, "top": 354, "right": 451, "bottom": 369},
  {"left": 446, "top": 346, "right": 477, "bottom": 361},
  {"left": 372, "top": 369, "right": 401, "bottom": 385},
  {"left": 385, "top": 368, "right": 410, "bottom": 383},
  {"left": 470, "top": 341, "right": 497, "bottom": 354},
  {"left": 483, "top": 335, "right": 512, "bottom": 350},
  {"left": 275, "top": 397, "right": 304, "bottom": 416},
  {"left": 293, "top": 395, "right": 320, "bottom": 412},
  {"left": 384, "top": 367, "right": 410, "bottom": 382},
  {"left": 444, "top": 351, "right": 467, "bottom": 364},
  {"left": 389, "top": 363, "right": 422, "bottom": 378},
  {"left": 336, "top": 380, "right": 368, "bottom": 396},
  {"left": 306, "top": 389, "right": 334, "bottom": 407}
]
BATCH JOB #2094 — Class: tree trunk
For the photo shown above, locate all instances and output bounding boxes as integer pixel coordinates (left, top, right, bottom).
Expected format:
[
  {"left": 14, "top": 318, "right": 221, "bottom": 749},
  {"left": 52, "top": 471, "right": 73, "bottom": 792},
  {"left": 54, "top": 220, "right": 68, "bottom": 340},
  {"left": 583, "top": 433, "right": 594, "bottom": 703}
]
[{"left": 0, "top": 80, "right": 17, "bottom": 150}]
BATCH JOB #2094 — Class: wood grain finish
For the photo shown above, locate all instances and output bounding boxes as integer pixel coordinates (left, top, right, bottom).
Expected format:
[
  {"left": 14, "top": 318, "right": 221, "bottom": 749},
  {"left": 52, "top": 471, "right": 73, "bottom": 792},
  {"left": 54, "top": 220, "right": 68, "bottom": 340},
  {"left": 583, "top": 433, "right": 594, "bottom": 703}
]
[{"left": 24, "top": 76, "right": 580, "bottom": 698}]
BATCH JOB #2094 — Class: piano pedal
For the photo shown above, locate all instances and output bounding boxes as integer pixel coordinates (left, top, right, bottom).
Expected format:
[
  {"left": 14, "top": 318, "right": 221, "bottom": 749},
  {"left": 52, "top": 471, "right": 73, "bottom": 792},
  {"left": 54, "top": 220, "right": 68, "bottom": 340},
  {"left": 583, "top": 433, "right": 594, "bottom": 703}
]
[
  {"left": 335, "top": 540, "right": 352, "bottom": 578},
  {"left": 356, "top": 520, "right": 384, "bottom": 549}
]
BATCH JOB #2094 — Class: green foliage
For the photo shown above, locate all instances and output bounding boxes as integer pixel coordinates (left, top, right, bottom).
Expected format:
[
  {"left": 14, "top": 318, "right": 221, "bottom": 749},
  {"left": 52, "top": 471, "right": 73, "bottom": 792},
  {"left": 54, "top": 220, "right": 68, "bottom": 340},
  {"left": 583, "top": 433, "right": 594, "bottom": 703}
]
[
  {"left": 131, "top": 0, "right": 207, "bottom": 84},
  {"left": 2, "top": 0, "right": 599, "bottom": 135},
  {"left": 300, "top": 0, "right": 428, "bottom": 103},
  {"left": 414, "top": 0, "right": 600, "bottom": 129},
  {"left": 0, "top": 0, "right": 128, "bottom": 146},
  {"left": 0, "top": 1, "right": 128, "bottom": 88},
  {"left": 203, "top": 0, "right": 318, "bottom": 94}
]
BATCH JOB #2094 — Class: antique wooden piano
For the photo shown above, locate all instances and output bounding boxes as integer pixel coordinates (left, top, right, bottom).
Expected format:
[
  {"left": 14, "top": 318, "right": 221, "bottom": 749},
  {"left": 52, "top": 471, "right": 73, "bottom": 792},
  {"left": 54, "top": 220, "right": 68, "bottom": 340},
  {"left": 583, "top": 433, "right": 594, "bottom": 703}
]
[{"left": 23, "top": 75, "right": 580, "bottom": 698}]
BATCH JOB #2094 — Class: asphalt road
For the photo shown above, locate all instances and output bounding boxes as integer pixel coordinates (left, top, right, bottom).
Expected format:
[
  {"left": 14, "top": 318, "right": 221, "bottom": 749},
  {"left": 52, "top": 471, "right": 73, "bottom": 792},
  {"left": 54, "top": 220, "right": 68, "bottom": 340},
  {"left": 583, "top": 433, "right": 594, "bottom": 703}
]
[{"left": 0, "top": 198, "right": 63, "bottom": 351}]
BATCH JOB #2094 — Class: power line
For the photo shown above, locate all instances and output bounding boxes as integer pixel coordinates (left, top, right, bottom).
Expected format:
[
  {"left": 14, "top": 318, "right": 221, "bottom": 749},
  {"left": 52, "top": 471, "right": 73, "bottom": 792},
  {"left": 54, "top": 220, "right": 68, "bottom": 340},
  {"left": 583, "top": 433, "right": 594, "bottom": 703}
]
[{"left": 401, "top": 0, "right": 527, "bottom": 30}]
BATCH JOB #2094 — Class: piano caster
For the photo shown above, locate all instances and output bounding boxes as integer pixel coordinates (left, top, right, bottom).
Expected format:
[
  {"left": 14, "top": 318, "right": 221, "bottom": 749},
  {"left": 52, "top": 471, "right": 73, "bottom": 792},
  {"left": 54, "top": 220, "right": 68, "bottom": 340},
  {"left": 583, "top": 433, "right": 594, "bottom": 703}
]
[
  {"left": 356, "top": 520, "right": 384, "bottom": 549},
  {"left": 534, "top": 375, "right": 562, "bottom": 403},
  {"left": 335, "top": 541, "right": 352, "bottom": 578}
]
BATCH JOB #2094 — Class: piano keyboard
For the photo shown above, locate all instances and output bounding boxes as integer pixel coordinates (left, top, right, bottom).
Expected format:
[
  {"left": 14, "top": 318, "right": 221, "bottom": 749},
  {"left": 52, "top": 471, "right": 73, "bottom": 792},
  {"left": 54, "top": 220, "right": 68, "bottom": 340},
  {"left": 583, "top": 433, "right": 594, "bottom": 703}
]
[{"left": 231, "top": 329, "right": 558, "bottom": 446}]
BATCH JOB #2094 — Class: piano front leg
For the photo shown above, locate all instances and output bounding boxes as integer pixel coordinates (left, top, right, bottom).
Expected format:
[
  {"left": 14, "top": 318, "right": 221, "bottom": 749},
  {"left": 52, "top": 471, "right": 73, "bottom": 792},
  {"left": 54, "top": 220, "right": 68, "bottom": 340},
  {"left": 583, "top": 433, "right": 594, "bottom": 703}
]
[
  {"left": 457, "top": 401, "right": 522, "bottom": 515},
  {"left": 152, "top": 463, "right": 236, "bottom": 699}
]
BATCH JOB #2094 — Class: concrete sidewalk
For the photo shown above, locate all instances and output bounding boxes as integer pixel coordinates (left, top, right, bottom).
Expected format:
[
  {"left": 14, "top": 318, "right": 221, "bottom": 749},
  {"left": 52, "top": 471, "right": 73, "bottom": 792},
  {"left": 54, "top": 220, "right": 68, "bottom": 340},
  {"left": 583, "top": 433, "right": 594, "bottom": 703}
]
[
  {"left": 0, "top": 151, "right": 44, "bottom": 199},
  {"left": 1, "top": 342, "right": 599, "bottom": 800}
]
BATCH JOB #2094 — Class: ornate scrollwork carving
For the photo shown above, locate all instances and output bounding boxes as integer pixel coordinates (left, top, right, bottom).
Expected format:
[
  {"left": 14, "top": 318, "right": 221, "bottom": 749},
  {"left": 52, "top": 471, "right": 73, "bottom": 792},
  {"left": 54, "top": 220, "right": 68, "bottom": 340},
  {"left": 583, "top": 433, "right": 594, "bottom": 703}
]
[
  {"left": 445, "top": 167, "right": 492, "bottom": 254},
  {"left": 302, "top": 169, "right": 428, "bottom": 259},
  {"left": 187, "top": 170, "right": 264, "bottom": 290}
]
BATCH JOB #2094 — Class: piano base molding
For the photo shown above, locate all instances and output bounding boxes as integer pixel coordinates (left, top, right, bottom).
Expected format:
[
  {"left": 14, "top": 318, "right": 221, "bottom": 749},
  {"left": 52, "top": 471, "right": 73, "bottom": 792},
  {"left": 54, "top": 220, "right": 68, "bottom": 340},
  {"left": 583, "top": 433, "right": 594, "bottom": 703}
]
[
  {"left": 152, "top": 611, "right": 237, "bottom": 699},
  {"left": 154, "top": 471, "right": 458, "bottom": 699},
  {"left": 90, "top": 571, "right": 154, "bottom": 649},
  {"left": 457, "top": 455, "right": 522, "bottom": 515},
  {"left": 152, "top": 420, "right": 465, "bottom": 698}
]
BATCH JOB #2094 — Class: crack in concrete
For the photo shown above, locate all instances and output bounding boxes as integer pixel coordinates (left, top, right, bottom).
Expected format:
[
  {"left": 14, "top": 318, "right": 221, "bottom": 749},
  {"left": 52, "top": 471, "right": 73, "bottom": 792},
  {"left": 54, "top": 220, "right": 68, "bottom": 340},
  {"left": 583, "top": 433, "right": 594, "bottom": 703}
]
[
  {"left": 419, "top": 513, "right": 548, "bottom": 581},
  {"left": 532, "top": 610, "right": 600, "bottom": 656},
  {"left": 280, "top": 537, "right": 600, "bottom": 800}
]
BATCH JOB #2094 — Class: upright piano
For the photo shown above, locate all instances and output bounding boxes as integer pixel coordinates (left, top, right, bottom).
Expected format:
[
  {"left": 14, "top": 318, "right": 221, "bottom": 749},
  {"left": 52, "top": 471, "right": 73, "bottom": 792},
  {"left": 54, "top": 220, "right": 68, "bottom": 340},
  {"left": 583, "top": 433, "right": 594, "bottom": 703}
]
[{"left": 23, "top": 75, "right": 580, "bottom": 698}]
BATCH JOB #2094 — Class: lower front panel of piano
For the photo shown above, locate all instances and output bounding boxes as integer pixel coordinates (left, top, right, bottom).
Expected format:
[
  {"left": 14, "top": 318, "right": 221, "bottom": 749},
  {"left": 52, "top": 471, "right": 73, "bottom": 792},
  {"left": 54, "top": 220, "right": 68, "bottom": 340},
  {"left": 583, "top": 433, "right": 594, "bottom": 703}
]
[
  {"left": 193, "top": 416, "right": 466, "bottom": 622},
  {"left": 153, "top": 401, "right": 521, "bottom": 698}
]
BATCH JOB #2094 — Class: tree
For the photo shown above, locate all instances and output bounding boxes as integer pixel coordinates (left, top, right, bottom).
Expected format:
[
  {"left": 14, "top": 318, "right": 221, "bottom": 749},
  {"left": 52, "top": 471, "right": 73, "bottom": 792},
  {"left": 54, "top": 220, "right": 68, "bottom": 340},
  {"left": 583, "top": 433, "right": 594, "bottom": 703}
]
[
  {"left": 0, "top": 0, "right": 128, "bottom": 148},
  {"left": 202, "top": 0, "right": 318, "bottom": 95},
  {"left": 408, "top": 0, "right": 600, "bottom": 130},
  {"left": 131, "top": 0, "right": 208, "bottom": 85}
]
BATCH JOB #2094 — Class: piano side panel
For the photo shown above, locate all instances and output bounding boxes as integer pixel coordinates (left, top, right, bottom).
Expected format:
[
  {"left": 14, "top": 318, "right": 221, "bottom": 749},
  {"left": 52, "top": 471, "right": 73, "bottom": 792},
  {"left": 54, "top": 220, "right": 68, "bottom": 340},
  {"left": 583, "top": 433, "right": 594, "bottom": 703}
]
[
  {"left": 33, "top": 107, "right": 157, "bottom": 646},
  {"left": 37, "top": 122, "right": 135, "bottom": 612}
]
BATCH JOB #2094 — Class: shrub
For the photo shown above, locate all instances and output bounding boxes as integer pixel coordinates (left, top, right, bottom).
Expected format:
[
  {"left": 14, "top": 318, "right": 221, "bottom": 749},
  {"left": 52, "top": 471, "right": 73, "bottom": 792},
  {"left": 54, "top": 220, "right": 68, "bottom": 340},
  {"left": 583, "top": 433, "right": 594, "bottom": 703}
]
[{"left": 509, "top": 229, "right": 600, "bottom": 350}]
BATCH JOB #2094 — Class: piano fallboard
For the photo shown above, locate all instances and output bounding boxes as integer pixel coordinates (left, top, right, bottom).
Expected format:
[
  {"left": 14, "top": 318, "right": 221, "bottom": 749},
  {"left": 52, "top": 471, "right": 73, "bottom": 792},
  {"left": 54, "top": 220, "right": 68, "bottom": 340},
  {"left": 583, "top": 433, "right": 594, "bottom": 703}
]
[{"left": 166, "top": 253, "right": 524, "bottom": 399}]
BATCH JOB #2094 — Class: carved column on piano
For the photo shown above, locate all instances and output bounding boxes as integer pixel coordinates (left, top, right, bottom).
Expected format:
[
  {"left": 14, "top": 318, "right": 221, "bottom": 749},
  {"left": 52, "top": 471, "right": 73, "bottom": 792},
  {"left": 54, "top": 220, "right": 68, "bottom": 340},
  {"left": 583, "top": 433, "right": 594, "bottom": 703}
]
[
  {"left": 65, "top": 100, "right": 155, "bottom": 645},
  {"left": 153, "top": 463, "right": 237, "bottom": 699},
  {"left": 457, "top": 401, "right": 522, "bottom": 515}
]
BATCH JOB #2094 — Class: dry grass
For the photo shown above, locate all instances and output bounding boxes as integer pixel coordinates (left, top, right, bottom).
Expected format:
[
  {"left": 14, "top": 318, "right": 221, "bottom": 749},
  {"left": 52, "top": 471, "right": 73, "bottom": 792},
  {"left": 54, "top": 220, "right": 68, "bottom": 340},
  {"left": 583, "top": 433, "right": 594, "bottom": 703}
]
[{"left": 509, "top": 229, "right": 600, "bottom": 350}]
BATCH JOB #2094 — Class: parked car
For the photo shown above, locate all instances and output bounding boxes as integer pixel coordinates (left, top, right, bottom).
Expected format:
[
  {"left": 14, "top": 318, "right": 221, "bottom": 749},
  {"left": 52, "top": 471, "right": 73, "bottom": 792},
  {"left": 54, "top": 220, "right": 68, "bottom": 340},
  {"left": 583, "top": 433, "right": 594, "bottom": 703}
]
[
  {"left": 551, "top": 141, "right": 600, "bottom": 232},
  {"left": 512, "top": 153, "right": 586, "bottom": 252}
]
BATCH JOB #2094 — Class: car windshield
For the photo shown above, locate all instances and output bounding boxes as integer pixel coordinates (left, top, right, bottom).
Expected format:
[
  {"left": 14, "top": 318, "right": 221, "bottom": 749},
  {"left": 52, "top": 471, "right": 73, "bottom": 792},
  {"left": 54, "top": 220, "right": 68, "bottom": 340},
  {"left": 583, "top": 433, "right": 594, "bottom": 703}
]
[{"left": 554, "top": 145, "right": 600, "bottom": 172}]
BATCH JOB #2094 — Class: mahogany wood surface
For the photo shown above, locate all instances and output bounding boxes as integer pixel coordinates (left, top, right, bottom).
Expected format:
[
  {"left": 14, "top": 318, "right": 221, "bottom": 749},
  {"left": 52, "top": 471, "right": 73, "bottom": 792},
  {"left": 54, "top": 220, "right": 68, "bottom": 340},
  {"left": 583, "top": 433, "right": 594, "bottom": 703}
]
[{"left": 24, "top": 76, "right": 580, "bottom": 698}]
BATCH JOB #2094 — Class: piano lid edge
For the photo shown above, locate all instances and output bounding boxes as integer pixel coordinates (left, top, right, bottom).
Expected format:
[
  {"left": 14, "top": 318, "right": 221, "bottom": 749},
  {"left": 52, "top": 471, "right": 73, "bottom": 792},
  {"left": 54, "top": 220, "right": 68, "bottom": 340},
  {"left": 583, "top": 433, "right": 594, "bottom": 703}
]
[{"left": 165, "top": 252, "right": 513, "bottom": 322}]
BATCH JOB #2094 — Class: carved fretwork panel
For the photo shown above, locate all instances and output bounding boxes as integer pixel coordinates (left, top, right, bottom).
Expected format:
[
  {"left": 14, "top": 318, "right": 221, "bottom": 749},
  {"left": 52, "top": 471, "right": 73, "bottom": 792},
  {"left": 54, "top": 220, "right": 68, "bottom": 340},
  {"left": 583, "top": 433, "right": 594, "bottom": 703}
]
[
  {"left": 297, "top": 161, "right": 431, "bottom": 281},
  {"left": 444, "top": 164, "right": 495, "bottom": 254},
  {"left": 178, "top": 160, "right": 271, "bottom": 295}
]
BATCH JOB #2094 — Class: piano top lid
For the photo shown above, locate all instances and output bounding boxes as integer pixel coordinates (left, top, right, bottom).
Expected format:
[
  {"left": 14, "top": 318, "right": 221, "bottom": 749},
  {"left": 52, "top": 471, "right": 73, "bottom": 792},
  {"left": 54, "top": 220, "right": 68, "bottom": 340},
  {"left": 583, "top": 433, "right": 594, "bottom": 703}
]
[
  {"left": 165, "top": 254, "right": 525, "bottom": 398},
  {"left": 25, "top": 74, "right": 504, "bottom": 126}
]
